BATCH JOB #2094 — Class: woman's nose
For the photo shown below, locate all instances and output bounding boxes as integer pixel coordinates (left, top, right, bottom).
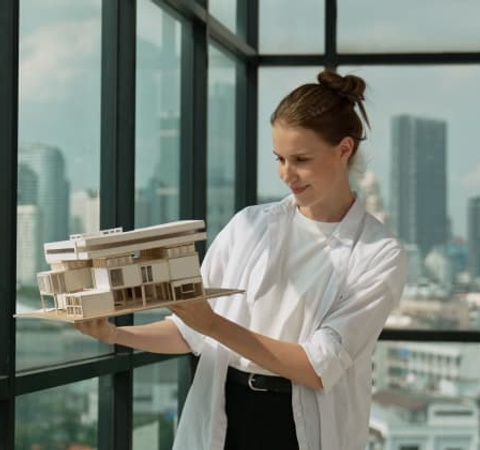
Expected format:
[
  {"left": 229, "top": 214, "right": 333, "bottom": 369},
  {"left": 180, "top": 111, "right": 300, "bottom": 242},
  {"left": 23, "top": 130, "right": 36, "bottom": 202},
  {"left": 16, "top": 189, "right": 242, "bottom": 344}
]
[{"left": 280, "top": 162, "right": 297, "bottom": 184}]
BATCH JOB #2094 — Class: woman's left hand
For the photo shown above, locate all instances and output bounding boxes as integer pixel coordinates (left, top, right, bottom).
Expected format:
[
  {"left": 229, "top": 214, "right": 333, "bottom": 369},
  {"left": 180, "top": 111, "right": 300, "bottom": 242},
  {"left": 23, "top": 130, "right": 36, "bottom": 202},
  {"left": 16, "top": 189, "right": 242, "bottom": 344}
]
[{"left": 168, "top": 300, "right": 217, "bottom": 335}]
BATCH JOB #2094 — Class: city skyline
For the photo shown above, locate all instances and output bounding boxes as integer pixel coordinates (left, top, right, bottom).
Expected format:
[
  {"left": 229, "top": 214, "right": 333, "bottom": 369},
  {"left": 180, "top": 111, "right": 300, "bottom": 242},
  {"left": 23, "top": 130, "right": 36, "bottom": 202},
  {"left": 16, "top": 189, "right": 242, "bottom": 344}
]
[{"left": 17, "top": 2, "right": 480, "bottom": 242}]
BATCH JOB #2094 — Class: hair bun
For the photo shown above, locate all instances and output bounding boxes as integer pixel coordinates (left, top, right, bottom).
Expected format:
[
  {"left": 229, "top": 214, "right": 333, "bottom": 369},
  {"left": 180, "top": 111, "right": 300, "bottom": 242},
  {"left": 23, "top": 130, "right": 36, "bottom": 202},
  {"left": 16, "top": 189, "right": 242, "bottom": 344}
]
[{"left": 317, "top": 70, "right": 366, "bottom": 103}]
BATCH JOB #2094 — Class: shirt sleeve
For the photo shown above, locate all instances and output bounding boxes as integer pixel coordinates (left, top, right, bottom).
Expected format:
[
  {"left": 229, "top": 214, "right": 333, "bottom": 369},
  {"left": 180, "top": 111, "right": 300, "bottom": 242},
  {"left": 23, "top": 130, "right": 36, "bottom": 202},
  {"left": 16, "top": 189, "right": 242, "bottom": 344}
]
[
  {"left": 300, "top": 242, "right": 408, "bottom": 393},
  {"left": 166, "top": 314, "right": 205, "bottom": 355}
]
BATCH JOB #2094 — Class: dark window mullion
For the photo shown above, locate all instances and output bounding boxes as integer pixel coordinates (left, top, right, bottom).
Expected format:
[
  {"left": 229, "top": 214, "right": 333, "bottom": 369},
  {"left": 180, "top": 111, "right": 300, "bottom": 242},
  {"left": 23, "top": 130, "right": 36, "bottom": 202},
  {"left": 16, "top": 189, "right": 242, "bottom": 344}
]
[
  {"left": 178, "top": 15, "right": 208, "bottom": 414},
  {"left": 179, "top": 19, "right": 208, "bottom": 236},
  {"left": 235, "top": 60, "right": 258, "bottom": 210},
  {"left": 258, "top": 53, "right": 480, "bottom": 67},
  {"left": 0, "top": 0, "right": 18, "bottom": 448},
  {"left": 325, "top": 0, "right": 337, "bottom": 70},
  {"left": 99, "top": 0, "right": 137, "bottom": 449},
  {"left": 380, "top": 329, "right": 480, "bottom": 342},
  {"left": 235, "top": 0, "right": 258, "bottom": 210}
]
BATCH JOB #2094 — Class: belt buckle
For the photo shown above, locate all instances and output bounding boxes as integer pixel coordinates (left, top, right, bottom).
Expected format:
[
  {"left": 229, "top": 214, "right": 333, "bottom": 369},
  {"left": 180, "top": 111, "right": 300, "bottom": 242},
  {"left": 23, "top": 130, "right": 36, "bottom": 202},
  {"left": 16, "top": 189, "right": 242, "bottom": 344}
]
[{"left": 247, "top": 373, "right": 268, "bottom": 392}]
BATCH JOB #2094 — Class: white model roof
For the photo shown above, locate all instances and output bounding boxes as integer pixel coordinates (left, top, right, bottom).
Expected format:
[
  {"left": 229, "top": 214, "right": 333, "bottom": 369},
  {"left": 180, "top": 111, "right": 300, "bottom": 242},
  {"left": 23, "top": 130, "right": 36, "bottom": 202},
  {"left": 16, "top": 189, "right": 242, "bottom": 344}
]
[{"left": 44, "top": 220, "right": 206, "bottom": 263}]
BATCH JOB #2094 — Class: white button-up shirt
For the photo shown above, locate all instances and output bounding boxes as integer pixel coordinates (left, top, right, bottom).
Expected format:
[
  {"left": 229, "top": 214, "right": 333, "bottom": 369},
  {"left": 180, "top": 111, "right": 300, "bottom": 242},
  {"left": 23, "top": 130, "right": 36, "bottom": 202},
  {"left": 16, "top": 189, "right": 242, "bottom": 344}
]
[{"left": 170, "top": 195, "right": 408, "bottom": 450}]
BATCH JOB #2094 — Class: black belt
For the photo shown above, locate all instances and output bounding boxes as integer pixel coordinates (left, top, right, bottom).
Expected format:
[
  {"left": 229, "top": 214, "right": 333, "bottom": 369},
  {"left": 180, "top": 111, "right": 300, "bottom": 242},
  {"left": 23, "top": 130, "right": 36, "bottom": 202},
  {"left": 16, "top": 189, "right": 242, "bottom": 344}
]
[{"left": 227, "top": 366, "right": 292, "bottom": 394}]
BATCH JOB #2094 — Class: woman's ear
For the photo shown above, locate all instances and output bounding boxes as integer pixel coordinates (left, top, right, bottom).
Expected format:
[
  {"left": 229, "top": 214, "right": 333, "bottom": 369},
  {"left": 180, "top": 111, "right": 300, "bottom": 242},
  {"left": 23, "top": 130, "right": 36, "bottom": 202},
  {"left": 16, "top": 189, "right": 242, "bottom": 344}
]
[{"left": 338, "top": 136, "right": 355, "bottom": 162}]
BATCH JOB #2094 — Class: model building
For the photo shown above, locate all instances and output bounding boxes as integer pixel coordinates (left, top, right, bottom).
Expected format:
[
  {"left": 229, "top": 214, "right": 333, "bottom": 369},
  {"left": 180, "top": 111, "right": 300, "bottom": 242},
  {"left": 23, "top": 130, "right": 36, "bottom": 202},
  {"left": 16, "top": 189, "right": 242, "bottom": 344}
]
[{"left": 17, "top": 220, "right": 241, "bottom": 323}]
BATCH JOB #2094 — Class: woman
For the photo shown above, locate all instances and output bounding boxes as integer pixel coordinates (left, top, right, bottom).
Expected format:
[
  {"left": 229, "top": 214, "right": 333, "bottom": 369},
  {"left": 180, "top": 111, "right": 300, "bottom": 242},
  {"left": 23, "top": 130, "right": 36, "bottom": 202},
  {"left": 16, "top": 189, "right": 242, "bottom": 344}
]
[{"left": 76, "top": 70, "right": 407, "bottom": 450}]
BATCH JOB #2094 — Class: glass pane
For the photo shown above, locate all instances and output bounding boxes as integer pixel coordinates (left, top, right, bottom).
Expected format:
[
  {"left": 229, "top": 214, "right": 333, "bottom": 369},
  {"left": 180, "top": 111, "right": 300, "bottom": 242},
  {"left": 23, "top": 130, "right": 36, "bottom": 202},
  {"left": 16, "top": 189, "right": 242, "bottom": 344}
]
[
  {"left": 16, "top": 379, "right": 98, "bottom": 449},
  {"left": 135, "top": 2, "right": 182, "bottom": 228},
  {"left": 338, "top": 0, "right": 480, "bottom": 53},
  {"left": 207, "top": 45, "right": 237, "bottom": 241},
  {"left": 16, "top": 0, "right": 106, "bottom": 370},
  {"left": 371, "top": 342, "right": 480, "bottom": 447},
  {"left": 340, "top": 65, "right": 480, "bottom": 331},
  {"left": 257, "top": 67, "right": 321, "bottom": 202},
  {"left": 259, "top": 0, "right": 325, "bottom": 54},
  {"left": 134, "top": 2, "right": 182, "bottom": 325},
  {"left": 209, "top": 0, "right": 237, "bottom": 36},
  {"left": 133, "top": 359, "right": 181, "bottom": 450}
]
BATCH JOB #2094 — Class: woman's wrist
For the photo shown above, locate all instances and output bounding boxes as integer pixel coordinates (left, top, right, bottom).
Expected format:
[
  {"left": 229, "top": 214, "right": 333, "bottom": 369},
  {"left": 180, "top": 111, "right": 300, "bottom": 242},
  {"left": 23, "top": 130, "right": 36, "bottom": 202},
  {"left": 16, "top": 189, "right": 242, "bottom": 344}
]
[{"left": 105, "top": 323, "right": 119, "bottom": 344}]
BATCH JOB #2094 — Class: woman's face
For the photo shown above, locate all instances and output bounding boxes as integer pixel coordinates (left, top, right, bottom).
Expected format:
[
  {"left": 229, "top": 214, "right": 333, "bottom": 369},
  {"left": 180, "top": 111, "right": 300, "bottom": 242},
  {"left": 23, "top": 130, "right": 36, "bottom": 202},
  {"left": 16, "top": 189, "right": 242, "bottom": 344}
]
[{"left": 272, "top": 123, "right": 353, "bottom": 221}]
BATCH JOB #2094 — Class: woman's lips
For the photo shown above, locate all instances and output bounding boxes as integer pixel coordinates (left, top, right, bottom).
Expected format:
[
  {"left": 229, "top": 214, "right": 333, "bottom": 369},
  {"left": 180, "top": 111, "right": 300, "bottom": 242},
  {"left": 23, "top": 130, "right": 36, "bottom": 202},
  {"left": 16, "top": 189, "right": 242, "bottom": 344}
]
[{"left": 291, "top": 186, "right": 308, "bottom": 195}]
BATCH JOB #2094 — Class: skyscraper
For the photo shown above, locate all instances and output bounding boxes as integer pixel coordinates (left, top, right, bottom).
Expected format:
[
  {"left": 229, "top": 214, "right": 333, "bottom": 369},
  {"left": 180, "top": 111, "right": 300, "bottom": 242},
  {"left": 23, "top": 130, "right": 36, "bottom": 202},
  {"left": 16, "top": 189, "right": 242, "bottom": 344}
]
[
  {"left": 17, "top": 205, "right": 43, "bottom": 285},
  {"left": 390, "top": 115, "right": 448, "bottom": 258},
  {"left": 467, "top": 196, "right": 480, "bottom": 280},
  {"left": 19, "top": 143, "right": 70, "bottom": 270}
]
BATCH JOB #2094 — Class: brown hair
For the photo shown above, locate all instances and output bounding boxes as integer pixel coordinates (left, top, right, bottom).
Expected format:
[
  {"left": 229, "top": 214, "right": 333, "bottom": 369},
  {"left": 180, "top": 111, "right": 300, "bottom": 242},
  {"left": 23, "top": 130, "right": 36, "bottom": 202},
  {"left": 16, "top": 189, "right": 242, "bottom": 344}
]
[{"left": 270, "top": 70, "right": 370, "bottom": 163}]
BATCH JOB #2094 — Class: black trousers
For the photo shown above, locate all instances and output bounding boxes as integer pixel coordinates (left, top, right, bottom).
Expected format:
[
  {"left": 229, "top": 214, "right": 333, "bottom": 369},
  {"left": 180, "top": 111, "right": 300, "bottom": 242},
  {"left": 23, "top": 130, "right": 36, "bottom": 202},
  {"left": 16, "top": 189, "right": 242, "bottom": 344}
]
[{"left": 224, "top": 378, "right": 300, "bottom": 450}]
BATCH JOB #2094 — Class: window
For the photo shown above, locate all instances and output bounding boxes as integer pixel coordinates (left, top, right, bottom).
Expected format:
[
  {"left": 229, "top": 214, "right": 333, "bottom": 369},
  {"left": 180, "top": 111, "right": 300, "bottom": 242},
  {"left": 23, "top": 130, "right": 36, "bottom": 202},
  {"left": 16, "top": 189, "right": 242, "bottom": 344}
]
[
  {"left": 15, "top": 0, "right": 105, "bottom": 372},
  {"left": 16, "top": 379, "right": 98, "bottom": 449},
  {"left": 207, "top": 44, "right": 237, "bottom": 240},
  {"left": 141, "top": 265, "right": 153, "bottom": 283},
  {"left": 135, "top": 2, "right": 182, "bottom": 227},
  {"left": 110, "top": 268, "right": 124, "bottom": 287}
]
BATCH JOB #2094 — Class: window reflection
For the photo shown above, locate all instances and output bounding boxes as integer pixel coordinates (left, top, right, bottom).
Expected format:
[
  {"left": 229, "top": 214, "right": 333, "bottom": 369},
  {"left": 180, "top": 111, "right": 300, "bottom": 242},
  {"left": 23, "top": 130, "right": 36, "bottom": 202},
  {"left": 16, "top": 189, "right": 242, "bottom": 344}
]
[
  {"left": 15, "top": 379, "right": 98, "bottom": 449},
  {"left": 133, "top": 360, "right": 180, "bottom": 450},
  {"left": 135, "top": 1, "right": 182, "bottom": 228},
  {"left": 206, "top": 45, "right": 237, "bottom": 241},
  {"left": 134, "top": 2, "right": 182, "bottom": 324},
  {"left": 16, "top": 0, "right": 104, "bottom": 370}
]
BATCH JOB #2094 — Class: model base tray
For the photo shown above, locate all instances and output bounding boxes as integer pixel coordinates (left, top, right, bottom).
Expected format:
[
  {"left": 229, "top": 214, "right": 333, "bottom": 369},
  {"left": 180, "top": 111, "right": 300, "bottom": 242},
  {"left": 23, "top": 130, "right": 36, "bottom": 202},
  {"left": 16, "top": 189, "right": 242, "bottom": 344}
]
[{"left": 15, "top": 287, "right": 244, "bottom": 323}]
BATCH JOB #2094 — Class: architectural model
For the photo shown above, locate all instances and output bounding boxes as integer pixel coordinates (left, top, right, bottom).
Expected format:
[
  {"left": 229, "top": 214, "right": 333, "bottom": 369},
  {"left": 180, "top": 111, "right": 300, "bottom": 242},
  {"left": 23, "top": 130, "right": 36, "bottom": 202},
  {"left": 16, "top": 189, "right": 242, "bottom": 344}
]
[{"left": 15, "top": 220, "right": 243, "bottom": 323}]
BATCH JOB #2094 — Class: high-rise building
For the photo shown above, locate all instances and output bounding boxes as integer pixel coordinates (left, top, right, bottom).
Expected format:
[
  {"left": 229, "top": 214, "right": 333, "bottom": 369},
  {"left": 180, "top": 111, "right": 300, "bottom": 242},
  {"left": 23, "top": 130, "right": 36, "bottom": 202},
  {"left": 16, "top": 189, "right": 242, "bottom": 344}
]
[
  {"left": 16, "top": 205, "right": 43, "bottom": 286},
  {"left": 390, "top": 115, "right": 448, "bottom": 258},
  {"left": 135, "top": 14, "right": 181, "bottom": 227},
  {"left": 70, "top": 189, "right": 100, "bottom": 235},
  {"left": 19, "top": 143, "right": 70, "bottom": 270},
  {"left": 356, "top": 171, "right": 387, "bottom": 224},
  {"left": 467, "top": 196, "right": 480, "bottom": 280}
]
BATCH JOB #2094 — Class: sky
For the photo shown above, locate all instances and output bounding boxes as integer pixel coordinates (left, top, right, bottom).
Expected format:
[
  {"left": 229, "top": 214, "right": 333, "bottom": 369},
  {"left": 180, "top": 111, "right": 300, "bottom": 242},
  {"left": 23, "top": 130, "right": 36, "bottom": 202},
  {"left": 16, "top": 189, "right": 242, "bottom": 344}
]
[{"left": 17, "top": 0, "right": 480, "bottom": 240}]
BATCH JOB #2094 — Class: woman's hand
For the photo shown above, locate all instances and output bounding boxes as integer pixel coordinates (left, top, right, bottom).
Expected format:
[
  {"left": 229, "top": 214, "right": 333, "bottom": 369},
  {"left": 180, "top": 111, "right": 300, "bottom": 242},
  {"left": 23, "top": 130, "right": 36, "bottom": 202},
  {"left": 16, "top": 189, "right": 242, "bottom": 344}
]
[
  {"left": 74, "top": 318, "right": 118, "bottom": 344},
  {"left": 168, "top": 300, "right": 217, "bottom": 336}
]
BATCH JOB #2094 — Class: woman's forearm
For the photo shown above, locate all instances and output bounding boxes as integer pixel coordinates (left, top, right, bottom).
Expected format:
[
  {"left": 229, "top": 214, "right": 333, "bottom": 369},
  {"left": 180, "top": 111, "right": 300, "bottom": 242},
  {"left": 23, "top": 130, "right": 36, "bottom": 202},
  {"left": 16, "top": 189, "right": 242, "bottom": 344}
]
[{"left": 114, "top": 319, "right": 192, "bottom": 354}]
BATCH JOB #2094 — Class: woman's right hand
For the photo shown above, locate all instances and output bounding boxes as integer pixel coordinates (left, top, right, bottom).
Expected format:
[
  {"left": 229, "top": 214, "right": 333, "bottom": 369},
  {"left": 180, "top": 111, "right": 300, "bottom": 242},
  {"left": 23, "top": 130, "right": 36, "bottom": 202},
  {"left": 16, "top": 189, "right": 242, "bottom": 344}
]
[{"left": 74, "top": 318, "right": 118, "bottom": 344}]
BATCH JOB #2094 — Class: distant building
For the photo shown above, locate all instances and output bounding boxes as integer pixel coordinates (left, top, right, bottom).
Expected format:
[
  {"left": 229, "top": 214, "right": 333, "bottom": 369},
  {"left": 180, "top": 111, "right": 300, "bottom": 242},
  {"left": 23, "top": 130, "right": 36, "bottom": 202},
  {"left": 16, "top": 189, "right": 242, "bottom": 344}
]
[
  {"left": 17, "top": 163, "right": 42, "bottom": 284},
  {"left": 373, "top": 343, "right": 480, "bottom": 397},
  {"left": 403, "top": 244, "right": 423, "bottom": 286},
  {"left": 467, "top": 196, "right": 480, "bottom": 280},
  {"left": 70, "top": 189, "right": 100, "bottom": 235},
  {"left": 424, "top": 245, "right": 454, "bottom": 293},
  {"left": 356, "top": 171, "right": 387, "bottom": 224},
  {"left": 369, "top": 389, "right": 479, "bottom": 450},
  {"left": 17, "top": 205, "right": 43, "bottom": 285},
  {"left": 19, "top": 143, "right": 70, "bottom": 270},
  {"left": 140, "top": 114, "right": 180, "bottom": 227},
  {"left": 390, "top": 115, "right": 448, "bottom": 258}
]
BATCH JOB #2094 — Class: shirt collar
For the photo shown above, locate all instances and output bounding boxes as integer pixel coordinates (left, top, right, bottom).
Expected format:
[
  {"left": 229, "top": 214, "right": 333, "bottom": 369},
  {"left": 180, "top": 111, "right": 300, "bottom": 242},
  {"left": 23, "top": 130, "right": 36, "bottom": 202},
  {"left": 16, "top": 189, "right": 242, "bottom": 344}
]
[{"left": 267, "top": 193, "right": 366, "bottom": 249}]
